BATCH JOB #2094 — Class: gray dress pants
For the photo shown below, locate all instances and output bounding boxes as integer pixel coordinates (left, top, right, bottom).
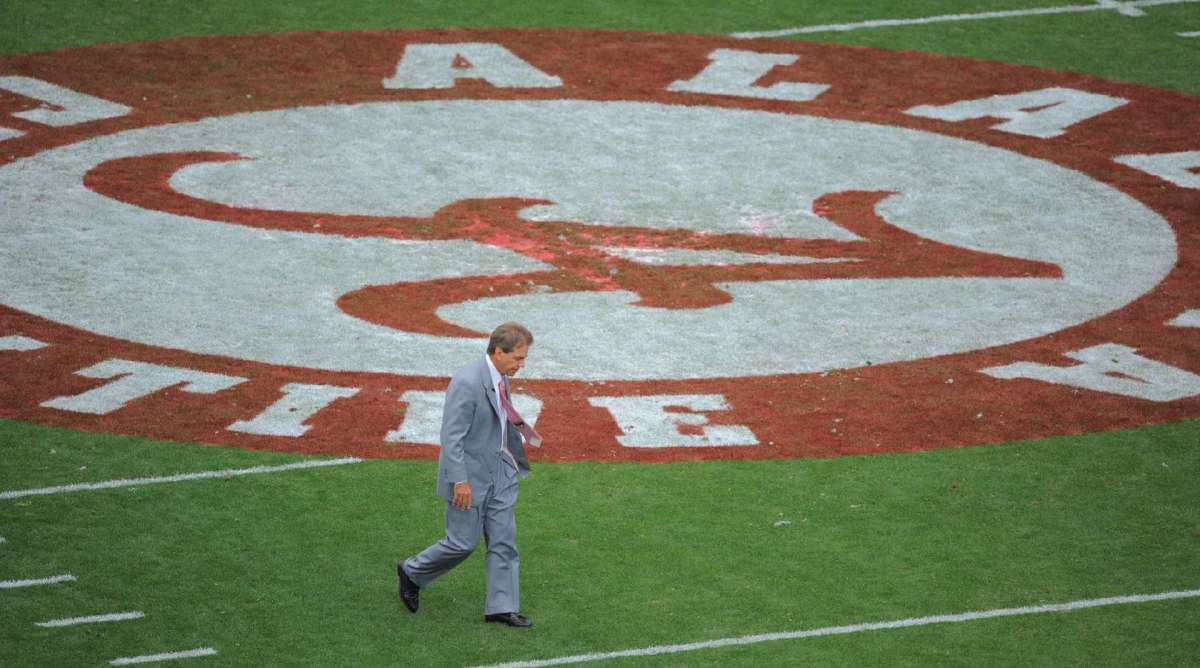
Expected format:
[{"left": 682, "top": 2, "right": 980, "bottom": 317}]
[{"left": 403, "top": 452, "right": 521, "bottom": 614}]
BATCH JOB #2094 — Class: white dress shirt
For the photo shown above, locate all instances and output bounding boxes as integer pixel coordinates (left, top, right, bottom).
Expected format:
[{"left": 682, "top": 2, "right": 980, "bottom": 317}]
[
  {"left": 485, "top": 354, "right": 507, "bottom": 448},
  {"left": 485, "top": 355, "right": 518, "bottom": 470}
]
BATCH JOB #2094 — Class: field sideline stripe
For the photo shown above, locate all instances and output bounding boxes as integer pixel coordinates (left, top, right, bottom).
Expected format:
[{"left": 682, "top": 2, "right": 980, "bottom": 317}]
[
  {"left": 475, "top": 588, "right": 1200, "bottom": 668},
  {"left": 0, "top": 458, "right": 363, "bottom": 500},
  {"left": 0, "top": 574, "right": 76, "bottom": 589},
  {"left": 36, "top": 611, "right": 144, "bottom": 627},
  {"left": 731, "top": 0, "right": 1200, "bottom": 37},
  {"left": 109, "top": 648, "right": 217, "bottom": 665}
]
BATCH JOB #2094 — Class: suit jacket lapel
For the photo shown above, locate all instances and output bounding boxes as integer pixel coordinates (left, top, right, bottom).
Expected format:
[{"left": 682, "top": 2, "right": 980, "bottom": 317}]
[{"left": 478, "top": 355, "right": 502, "bottom": 420}]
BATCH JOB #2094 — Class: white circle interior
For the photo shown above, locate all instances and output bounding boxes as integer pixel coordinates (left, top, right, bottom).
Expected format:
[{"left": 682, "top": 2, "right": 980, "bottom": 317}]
[{"left": 0, "top": 100, "right": 1176, "bottom": 380}]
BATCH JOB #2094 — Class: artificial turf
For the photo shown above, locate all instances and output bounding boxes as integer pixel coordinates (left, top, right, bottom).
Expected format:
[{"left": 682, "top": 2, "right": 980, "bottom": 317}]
[
  {"left": 2, "top": 1, "right": 1199, "bottom": 665},
  {"left": 2, "top": 418, "right": 1197, "bottom": 665}
]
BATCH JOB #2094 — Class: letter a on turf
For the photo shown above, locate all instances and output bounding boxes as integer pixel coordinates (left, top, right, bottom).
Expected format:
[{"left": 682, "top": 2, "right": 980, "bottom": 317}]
[
  {"left": 982, "top": 344, "right": 1200, "bottom": 402},
  {"left": 383, "top": 43, "right": 562, "bottom": 89}
]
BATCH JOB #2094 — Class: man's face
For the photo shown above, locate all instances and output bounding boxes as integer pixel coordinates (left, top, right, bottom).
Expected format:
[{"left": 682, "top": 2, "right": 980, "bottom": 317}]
[{"left": 490, "top": 343, "right": 529, "bottom": 377}]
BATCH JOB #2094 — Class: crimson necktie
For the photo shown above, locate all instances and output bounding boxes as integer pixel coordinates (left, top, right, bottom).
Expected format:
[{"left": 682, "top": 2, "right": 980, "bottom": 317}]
[{"left": 498, "top": 380, "right": 542, "bottom": 447}]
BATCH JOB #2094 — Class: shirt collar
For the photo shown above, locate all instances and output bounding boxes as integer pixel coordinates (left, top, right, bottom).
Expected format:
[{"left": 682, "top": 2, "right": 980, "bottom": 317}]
[{"left": 484, "top": 353, "right": 503, "bottom": 388}]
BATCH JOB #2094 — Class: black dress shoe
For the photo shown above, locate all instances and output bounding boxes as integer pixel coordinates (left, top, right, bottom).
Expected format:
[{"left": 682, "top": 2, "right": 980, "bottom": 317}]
[
  {"left": 484, "top": 612, "right": 532, "bottom": 628},
  {"left": 397, "top": 563, "right": 419, "bottom": 613}
]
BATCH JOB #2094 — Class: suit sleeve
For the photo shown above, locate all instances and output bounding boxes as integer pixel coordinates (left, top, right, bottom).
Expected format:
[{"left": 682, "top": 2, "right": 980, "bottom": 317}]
[{"left": 439, "top": 374, "right": 476, "bottom": 485}]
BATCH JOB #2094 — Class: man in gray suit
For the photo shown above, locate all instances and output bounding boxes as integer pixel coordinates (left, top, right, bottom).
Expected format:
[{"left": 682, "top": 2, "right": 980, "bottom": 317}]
[{"left": 398, "top": 322, "right": 541, "bottom": 628}]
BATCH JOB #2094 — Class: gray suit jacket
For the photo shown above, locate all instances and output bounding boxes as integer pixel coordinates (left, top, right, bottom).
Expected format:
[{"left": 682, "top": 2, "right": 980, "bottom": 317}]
[{"left": 436, "top": 355, "right": 531, "bottom": 506}]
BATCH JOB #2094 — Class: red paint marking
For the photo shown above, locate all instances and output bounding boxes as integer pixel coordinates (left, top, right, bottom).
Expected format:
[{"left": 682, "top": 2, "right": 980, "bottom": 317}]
[
  {"left": 0, "top": 29, "right": 1197, "bottom": 463},
  {"left": 84, "top": 154, "right": 1060, "bottom": 334}
]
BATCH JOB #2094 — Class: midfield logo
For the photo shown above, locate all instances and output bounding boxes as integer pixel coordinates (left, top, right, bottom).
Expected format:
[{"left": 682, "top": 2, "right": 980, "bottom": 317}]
[{"left": 0, "top": 30, "right": 1196, "bottom": 461}]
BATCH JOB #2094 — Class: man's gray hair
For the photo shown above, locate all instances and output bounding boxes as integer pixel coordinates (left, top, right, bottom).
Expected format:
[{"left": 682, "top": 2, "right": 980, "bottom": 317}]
[{"left": 487, "top": 322, "right": 534, "bottom": 354}]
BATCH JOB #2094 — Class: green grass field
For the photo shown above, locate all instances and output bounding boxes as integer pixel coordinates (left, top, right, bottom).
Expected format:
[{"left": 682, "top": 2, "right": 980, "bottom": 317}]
[
  {"left": 4, "top": 418, "right": 1198, "bottom": 666},
  {"left": 3, "top": 2, "right": 1200, "bottom": 666}
]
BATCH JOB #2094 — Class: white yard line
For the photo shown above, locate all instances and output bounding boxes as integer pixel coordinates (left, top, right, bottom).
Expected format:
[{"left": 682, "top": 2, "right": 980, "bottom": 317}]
[
  {"left": 0, "top": 457, "right": 363, "bottom": 500},
  {"left": 36, "top": 611, "right": 144, "bottom": 627},
  {"left": 0, "top": 574, "right": 76, "bottom": 589},
  {"left": 731, "top": 0, "right": 1199, "bottom": 38},
  {"left": 109, "top": 648, "right": 217, "bottom": 665},
  {"left": 1179, "top": 29, "right": 1200, "bottom": 35},
  {"left": 475, "top": 588, "right": 1200, "bottom": 668},
  {"left": 1094, "top": 0, "right": 1147, "bottom": 16}
]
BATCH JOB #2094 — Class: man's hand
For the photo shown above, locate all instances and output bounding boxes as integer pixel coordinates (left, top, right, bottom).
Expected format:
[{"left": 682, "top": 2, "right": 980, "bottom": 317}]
[{"left": 452, "top": 481, "right": 472, "bottom": 511}]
